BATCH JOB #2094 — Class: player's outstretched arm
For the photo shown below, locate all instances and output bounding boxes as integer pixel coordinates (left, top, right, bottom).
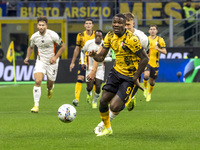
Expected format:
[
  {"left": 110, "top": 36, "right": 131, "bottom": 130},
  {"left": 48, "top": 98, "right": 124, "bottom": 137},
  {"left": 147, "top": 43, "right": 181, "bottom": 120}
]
[
  {"left": 155, "top": 46, "right": 167, "bottom": 54},
  {"left": 104, "top": 49, "right": 112, "bottom": 62},
  {"left": 70, "top": 46, "right": 80, "bottom": 72},
  {"left": 80, "top": 51, "right": 86, "bottom": 70},
  {"left": 50, "top": 43, "right": 66, "bottom": 64},
  {"left": 87, "top": 46, "right": 102, "bottom": 80},
  {"left": 87, "top": 60, "right": 98, "bottom": 81},
  {"left": 133, "top": 50, "right": 149, "bottom": 91},
  {"left": 24, "top": 46, "right": 34, "bottom": 65},
  {"left": 89, "top": 47, "right": 108, "bottom": 62},
  {"left": 55, "top": 43, "right": 66, "bottom": 58}
]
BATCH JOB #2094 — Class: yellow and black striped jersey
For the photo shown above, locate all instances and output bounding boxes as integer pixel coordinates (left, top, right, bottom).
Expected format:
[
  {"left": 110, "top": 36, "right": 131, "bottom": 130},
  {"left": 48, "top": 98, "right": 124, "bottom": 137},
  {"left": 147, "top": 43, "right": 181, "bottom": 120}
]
[
  {"left": 148, "top": 36, "right": 166, "bottom": 68},
  {"left": 103, "top": 29, "right": 142, "bottom": 77}
]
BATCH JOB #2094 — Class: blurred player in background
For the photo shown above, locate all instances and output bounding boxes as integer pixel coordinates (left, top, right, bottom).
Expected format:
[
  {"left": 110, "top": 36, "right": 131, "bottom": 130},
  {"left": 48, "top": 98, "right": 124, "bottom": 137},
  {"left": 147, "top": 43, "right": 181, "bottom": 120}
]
[
  {"left": 69, "top": 18, "right": 95, "bottom": 106},
  {"left": 123, "top": 12, "right": 149, "bottom": 111},
  {"left": 88, "top": 14, "right": 149, "bottom": 136},
  {"left": 143, "top": 25, "right": 167, "bottom": 102},
  {"left": 81, "top": 30, "right": 112, "bottom": 108},
  {"left": 24, "top": 16, "right": 66, "bottom": 113}
]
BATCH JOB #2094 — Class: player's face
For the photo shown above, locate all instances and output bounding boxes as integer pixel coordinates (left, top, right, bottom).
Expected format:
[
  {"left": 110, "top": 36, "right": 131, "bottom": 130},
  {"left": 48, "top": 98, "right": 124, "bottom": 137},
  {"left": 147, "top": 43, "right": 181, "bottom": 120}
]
[
  {"left": 149, "top": 26, "right": 158, "bottom": 36},
  {"left": 112, "top": 16, "right": 126, "bottom": 36},
  {"left": 84, "top": 21, "right": 93, "bottom": 31},
  {"left": 95, "top": 32, "right": 103, "bottom": 45},
  {"left": 125, "top": 20, "right": 135, "bottom": 31},
  {"left": 37, "top": 21, "right": 47, "bottom": 35},
  {"left": 187, "top": 2, "right": 191, "bottom": 7}
]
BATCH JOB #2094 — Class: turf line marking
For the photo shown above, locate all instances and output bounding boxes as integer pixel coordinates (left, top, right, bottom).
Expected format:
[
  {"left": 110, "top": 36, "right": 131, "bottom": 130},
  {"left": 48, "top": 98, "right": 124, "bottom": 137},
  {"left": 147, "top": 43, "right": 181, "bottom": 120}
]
[{"left": 0, "top": 85, "right": 19, "bottom": 88}]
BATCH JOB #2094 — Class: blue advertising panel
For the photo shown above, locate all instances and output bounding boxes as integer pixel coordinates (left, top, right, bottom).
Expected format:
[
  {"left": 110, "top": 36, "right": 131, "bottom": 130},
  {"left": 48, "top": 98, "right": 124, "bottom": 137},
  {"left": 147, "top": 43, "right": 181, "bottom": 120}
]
[
  {"left": 1, "top": 59, "right": 199, "bottom": 83},
  {"left": 0, "top": 3, "right": 7, "bottom": 17},
  {"left": 157, "top": 59, "right": 189, "bottom": 82},
  {"left": 153, "top": 59, "right": 200, "bottom": 82},
  {"left": 140, "top": 59, "right": 200, "bottom": 83}
]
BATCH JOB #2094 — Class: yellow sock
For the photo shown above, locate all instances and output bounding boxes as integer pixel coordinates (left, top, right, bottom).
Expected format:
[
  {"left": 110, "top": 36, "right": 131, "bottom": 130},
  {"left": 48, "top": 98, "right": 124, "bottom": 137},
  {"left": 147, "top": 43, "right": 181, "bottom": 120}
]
[
  {"left": 143, "top": 78, "right": 148, "bottom": 89},
  {"left": 148, "top": 83, "right": 155, "bottom": 94},
  {"left": 100, "top": 110, "right": 111, "bottom": 129},
  {"left": 75, "top": 81, "right": 82, "bottom": 101},
  {"left": 92, "top": 84, "right": 96, "bottom": 99}
]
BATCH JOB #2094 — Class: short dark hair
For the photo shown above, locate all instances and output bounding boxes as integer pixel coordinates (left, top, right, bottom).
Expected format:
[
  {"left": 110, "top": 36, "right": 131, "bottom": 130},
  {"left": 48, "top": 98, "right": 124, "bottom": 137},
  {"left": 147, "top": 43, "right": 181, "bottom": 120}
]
[
  {"left": 114, "top": 13, "right": 127, "bottom": 21},
  {"left": 85, "top": 18, "right": 93, "bottom": 24},
  {"left": 149, "top": 25, "right": 158, "bottom": 30},
  {"left": 95, "top": 30, "right": 103, "bottom": 35},
  {"left": 37, "top": 16, "right": 48, "bottom": 24}
]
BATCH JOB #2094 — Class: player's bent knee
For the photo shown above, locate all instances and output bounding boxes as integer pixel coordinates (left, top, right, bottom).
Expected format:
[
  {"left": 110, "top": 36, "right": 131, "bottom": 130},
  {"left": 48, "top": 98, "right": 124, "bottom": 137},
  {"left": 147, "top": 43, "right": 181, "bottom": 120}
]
[
  {"left": 95, "top": 89, "right": 101, "bottom": 94},
  {"left": 110, "top": 104, "right": 121, "bottom": 113},
  {"left": 77, "top": 75, "right": 84, "bottom": 81},
  {"left": 95, "top": 86, "right": 101, "bottom": 93},
  {"left": 99, "top": 98, "right": 109, "bottom": 107},
  {"left": 35, "top": 79, "right": 42, "bottom": 86},
  {"left": 86, "top": 86, "right": 93, "bottom": 92},
  {"left": 47, "top": 84, "right": 53, "bottom": 90}
]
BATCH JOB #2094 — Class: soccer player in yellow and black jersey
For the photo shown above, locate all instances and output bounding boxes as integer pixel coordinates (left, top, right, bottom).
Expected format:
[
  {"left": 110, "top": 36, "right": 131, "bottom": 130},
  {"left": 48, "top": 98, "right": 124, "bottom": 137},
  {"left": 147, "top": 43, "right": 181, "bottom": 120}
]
[
  {"left": 89, "top": 14, "right": 149, "bottom": 136},
  {"left": 143, "top": 25, "right": 167, "bottom": 102},
  {"left": 69, "top": 18, "right": 95, "bottom": 106}
]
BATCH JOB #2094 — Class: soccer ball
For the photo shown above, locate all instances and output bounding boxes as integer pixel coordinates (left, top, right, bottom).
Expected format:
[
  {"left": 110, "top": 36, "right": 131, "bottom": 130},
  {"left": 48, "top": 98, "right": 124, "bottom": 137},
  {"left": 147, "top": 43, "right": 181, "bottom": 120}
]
[{"left": 58, "top": 104, "right": 76, "bottom": 123}]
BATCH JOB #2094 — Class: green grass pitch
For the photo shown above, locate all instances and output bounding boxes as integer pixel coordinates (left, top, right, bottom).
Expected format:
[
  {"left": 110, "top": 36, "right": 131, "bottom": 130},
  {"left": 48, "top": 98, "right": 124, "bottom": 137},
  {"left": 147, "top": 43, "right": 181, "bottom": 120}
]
[{"left": 0, "top": 83, "right": 199, "bottom": 150}]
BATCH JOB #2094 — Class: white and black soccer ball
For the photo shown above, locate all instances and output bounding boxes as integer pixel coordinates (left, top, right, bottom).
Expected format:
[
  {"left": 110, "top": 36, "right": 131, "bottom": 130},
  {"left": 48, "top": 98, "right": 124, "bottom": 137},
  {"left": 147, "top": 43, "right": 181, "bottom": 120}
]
[{"left": 58, "top": 104, "right": 76, "bottom": 123}]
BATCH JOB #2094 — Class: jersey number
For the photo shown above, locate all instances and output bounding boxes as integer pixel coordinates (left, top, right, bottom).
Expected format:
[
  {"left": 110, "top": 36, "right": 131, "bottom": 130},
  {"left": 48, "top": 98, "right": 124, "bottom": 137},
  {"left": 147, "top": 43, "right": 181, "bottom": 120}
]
[{"left": 124, "top": 87, "right": 132, "bottom": 101}]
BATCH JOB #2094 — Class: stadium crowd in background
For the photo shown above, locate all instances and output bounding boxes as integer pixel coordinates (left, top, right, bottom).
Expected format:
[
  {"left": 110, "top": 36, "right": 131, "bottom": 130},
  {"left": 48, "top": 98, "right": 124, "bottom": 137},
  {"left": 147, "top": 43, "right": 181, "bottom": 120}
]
[{"left": 182, "top": 0, "right": 196, "bottom": 46}]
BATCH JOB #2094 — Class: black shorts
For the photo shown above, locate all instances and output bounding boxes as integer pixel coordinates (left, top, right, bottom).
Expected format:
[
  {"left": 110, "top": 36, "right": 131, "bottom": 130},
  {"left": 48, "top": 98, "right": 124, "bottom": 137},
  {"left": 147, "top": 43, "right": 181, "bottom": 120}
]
[
  {"left": 77, "top": 64, "right": 86, "bottom": 76},
  {"left": 102, "top": 68, "right": 138, "bottom": 104},
  {"left": 145, "top": 64, "right": 159, "bottom": 79}
]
